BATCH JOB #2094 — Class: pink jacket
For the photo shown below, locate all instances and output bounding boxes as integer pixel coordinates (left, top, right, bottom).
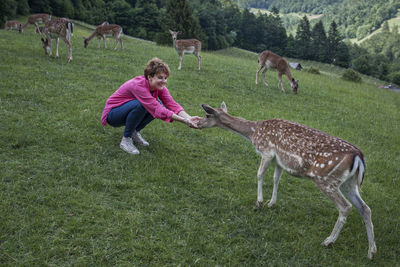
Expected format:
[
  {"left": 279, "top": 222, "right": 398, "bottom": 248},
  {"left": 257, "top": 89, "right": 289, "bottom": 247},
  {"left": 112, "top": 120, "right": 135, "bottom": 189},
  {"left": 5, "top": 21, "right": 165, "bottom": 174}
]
[{"left": 101, "top": 75, "right": 184, "bottom": 126}]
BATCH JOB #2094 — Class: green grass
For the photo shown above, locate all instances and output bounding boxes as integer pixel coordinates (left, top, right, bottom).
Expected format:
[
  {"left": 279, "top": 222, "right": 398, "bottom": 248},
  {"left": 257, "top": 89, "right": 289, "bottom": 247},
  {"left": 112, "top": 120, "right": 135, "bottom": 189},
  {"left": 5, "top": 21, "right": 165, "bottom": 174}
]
[{"left": 1, "top": 20, "right": 400, "bottom": 266}]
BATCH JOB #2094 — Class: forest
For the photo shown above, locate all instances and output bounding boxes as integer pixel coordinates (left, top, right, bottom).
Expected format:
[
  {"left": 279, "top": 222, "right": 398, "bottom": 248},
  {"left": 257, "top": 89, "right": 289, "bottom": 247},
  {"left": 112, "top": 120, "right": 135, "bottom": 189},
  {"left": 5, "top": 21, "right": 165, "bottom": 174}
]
[{"left": 1, "top": 0, "right": 399, "bottom": 85}]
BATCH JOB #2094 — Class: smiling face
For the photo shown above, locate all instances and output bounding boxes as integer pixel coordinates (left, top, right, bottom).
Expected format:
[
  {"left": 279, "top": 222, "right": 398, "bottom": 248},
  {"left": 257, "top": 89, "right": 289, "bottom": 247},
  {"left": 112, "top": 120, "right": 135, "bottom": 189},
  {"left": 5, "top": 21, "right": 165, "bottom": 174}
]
[{"left": 148, "top": 71, "right": 168, "bottom": 91}]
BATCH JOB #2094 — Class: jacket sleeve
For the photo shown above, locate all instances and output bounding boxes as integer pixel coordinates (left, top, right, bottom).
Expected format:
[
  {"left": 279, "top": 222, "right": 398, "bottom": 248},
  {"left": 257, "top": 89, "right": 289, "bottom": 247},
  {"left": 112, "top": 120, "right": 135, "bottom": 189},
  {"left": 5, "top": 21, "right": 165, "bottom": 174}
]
[
  {"left": 158, "top": 87, "right": 184, "bottom": 115},
  {"left": 133, "top": 84, "right": 175, "bottom": 122}
]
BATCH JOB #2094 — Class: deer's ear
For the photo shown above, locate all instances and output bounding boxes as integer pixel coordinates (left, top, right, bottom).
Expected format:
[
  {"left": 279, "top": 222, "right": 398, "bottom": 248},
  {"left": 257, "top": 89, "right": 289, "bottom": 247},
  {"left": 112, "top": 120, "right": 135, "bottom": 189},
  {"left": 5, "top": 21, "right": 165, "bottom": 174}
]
[
  {"left": 221, "top": 102, "right": 227, "bottom": 113},
  {"left": 169, "top": 29, "right": 173, "bottom": 33},
  {"left": 202, "top": 104, "right": 217, "bottom": 115}
]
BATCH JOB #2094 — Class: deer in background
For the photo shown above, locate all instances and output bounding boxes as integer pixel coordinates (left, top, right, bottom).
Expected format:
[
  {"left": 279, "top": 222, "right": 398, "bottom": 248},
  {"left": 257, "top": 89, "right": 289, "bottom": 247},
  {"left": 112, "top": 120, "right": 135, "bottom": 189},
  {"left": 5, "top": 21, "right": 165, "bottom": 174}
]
[
  {"left": 169, "top": 30, "right": 202, "bottom": 71},
  {"left": 41, "top": 17, "right": 74, "bottom": 62},
  {"left": 197, "top": 102, "right": 376, "bottom": 260},
  {"left": 83, "top": 24, "right": 123, "bottom": 50},
  {"left": 21, "top": 13, "right": 51, "bottom": 34},
  {"left": 256, "top": 50, "right": 299, "bottom": 94},
  {"left": 5, "top": 20, "right": 22, "bottom": 33}
]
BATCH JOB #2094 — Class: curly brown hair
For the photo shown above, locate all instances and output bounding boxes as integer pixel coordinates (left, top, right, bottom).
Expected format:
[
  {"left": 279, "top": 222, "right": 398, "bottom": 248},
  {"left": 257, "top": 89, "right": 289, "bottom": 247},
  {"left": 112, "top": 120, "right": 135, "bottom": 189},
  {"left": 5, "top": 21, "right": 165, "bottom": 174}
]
[{"left": 144, "top": 57, "right": 171, "bottom": 79}]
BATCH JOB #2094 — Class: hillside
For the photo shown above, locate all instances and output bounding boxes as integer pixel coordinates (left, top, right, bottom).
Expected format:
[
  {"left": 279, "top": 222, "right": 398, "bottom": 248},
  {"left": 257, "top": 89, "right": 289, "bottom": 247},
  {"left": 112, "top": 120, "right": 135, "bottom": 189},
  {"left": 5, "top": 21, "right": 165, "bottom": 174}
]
[
  {"left": 1, "top": 21, "right": 400, "bottom": 265},
  {"left": 239, "top": 0, "right": 399, "bottom": 40}
]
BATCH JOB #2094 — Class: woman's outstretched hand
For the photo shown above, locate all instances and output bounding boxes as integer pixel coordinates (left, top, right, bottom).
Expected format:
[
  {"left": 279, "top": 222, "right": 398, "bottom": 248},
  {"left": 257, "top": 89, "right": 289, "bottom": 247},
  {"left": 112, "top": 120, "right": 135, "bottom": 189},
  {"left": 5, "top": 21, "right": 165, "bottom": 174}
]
[{"left": 186, "top": 116, "right": 202, "bottom": 129}]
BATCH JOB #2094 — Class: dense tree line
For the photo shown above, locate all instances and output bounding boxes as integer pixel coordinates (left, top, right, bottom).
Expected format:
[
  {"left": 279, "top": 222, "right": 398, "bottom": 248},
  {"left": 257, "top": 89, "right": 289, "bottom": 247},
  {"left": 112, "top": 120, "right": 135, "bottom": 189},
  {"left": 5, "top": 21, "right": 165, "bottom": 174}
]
[
  {"left": 0, "top": 0, "right": 399, "bottom": 84},
  {"left": 234, "top": 0, "right": 399, "bottom": 40}
]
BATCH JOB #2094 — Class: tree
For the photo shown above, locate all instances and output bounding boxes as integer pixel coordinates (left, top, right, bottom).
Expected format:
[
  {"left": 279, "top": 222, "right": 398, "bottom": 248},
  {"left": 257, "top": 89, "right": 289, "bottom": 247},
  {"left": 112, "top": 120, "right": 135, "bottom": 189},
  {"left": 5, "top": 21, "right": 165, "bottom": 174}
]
[
  {"left": 310, "top": 20, "right": 328, "bottom": 62},
  {"left": 327, "top": 21, "right": 341, "bottom": 64},
  {"left": 155, "top": 0, "right": 205, "bottom": 46},
  {"left": 295, "top": 15, "right": 312, "bottom": 59}
]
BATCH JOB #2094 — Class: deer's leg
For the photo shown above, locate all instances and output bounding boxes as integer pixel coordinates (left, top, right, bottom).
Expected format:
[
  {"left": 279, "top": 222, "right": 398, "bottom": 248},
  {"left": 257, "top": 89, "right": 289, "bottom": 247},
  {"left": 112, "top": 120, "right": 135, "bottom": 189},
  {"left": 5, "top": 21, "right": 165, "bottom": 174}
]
[
  {"left": 97, "top": 37, "right": 101, "bottom": 48},
  {"left": 55, "top": 38, "right": 60, "bottom": 58},
  {"left": 48, "top": 38, "right": 53, "bottom": 56},
  {"left": 255, "top": 65, "right": 264, "bottom": 85},
  {"left": 255, "top": 156, "right": 272, "bottom": 209},
  {"left": 262, "top": 68, "right": 268, "bottom": 86},
  {"left": 318, "top": 184, "right": 352, "bottom": 246},
  {"left": 178, "top": 53, "right": 183, "bottom": 70},
  {"left": 120, "top": 38, "right": 123, "bottom": 50},
  {"left": 268, "top": 165, "right": 283, "bottom": 207},
  {"left": 103, "top": 36, "right": 107, "bottom": 49},
  {"left": 341, "top": 179, "right": 376, "bottom": 260},
  {"left": 65, "top": 38, "right": 72, "bottom": 62},
  {"left": 196, "top": 53, "right": 201, "bottom": 71},
  {"left": 34, "top": 22, "right": 39, "bottom": 33},
  {"left": 113, "top": 35, "right": 119, "bottom": 50},
  {"left": 278, "top": 73, "right": 286, "bottom": 93}
]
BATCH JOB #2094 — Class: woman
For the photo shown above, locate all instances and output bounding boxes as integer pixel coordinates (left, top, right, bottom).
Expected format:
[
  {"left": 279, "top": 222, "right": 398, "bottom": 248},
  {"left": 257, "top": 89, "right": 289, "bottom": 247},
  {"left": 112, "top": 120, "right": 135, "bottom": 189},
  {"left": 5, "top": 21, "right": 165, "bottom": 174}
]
[{"left": 101, "top": 57, "right": 200, "bottom": 154}]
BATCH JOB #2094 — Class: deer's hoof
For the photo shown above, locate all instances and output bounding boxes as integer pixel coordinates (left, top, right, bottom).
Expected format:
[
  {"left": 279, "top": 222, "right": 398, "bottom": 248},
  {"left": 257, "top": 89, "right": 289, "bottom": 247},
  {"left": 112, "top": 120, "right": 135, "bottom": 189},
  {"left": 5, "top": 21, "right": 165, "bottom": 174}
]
[
  {"left": 254, "top": 201, "right": 263, "bottom": 211},
  {"left": 368, "top": 243, "right": 377, "bottom": 260}
]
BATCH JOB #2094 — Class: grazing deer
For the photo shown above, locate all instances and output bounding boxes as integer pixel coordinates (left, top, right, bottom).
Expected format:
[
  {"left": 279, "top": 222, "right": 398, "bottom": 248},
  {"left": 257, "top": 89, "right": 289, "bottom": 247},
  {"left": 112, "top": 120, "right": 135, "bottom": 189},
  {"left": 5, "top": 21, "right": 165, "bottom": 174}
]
[
  {"left": 5, "top": 20, "right": 22, "bottom": 33},
  {"left": 21, "top": 13, "right": 51, "bottom": 34},
  {"left": 256, "top": 50, "right": 299, "bottom": 94},
  {"left": 41, "top": 17, "right": 74, "bottom": 62},
  {"left": 197, "top": 102, "right": 376, "bottom": 260},
  {"left": 169, "top": 30, "right": 202, "bottom": 71},
  {"left": 83, "top": 24, "right": 123, "bottom": 50}
]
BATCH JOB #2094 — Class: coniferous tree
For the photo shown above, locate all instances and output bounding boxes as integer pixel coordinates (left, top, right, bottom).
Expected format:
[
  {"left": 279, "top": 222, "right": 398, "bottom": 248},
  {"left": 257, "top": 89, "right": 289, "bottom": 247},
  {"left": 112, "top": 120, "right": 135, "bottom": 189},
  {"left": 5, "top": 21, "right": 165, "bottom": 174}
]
[
  {"left": 155, "top": 0, "right": 204, "bottom": 46},
  {"left": 327, "top": 21, "right": 341, "bottom": 64},
  {"left": 311, "top": 20, "right": 328, "bottom": 63},
  {"left": 295, "top": 15, "right": 312, "bottom": 59}
]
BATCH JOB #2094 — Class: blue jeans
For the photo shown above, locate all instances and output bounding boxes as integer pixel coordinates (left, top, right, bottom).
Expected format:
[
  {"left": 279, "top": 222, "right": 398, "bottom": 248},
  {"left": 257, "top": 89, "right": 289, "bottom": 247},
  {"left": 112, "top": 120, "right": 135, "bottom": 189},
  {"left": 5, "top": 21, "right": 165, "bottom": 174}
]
[{"left": 107, "top": 100, "right": 154, "bottom": 137}]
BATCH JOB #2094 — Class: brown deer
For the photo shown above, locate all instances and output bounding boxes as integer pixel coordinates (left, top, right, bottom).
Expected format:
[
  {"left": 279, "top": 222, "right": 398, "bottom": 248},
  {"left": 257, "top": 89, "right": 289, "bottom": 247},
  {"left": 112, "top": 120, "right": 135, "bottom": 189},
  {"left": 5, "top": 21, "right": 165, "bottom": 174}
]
[
  {"left": 197, "top": 102, "right": 376, "bottom": 260},
  {"left": 169, "top": 30, "right": 202, "bottom": 71},
  {"left": 5, "top": 20, "right": 22, "bottom": 33},
  {"left": 41, "top": 18, "right": 74, "bottom": 62},
  {"left": 83, "top": 24, "right": 123, "bottom": 50},
  {"left": 21, "top": 13, "right": 51, "bottom": 34},
  {"left": 256, "top": 50, "right": 299, "bottom": 94}
]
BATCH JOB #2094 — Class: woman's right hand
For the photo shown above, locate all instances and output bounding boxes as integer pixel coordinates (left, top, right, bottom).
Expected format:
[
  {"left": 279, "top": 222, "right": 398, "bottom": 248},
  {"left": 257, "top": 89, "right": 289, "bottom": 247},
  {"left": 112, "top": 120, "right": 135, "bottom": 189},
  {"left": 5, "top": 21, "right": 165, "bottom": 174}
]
[{"left": 185, "top": 118, "right": 199, "bottom": 129}]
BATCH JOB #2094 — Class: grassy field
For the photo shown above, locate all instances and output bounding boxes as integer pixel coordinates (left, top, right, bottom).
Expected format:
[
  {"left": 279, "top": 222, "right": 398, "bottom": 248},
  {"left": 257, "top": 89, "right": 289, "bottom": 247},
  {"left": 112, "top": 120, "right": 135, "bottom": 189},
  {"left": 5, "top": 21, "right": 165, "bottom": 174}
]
[{"left": 1, "top": 20, "right": 400, "bottom": 266}]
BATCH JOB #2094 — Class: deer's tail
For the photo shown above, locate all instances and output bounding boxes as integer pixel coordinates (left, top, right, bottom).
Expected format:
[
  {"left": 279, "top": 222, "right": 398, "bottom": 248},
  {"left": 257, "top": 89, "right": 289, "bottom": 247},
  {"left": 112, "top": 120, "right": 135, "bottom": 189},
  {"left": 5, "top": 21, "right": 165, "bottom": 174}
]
[
  {"left": 66, "top": 22, "right": 74, "bottom": 41},
  {"left": 350, "top": 155, "right": 365, "bottom": 191}
]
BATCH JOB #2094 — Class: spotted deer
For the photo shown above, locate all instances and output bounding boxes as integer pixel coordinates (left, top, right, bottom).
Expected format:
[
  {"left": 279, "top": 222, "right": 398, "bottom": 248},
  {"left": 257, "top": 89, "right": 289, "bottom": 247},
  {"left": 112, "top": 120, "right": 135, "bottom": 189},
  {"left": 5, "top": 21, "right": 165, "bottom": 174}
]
[
  {"left": 83, "top": 24, "right": 123, "bottom": 50},
  {"left": 41, "top": 17, "right": 74, "bottom": 62},
  {"left": 169, "top": 30, "right": 202, "bottom": 71},
  {"left": 256, "top": 50, "right": 299, "bottom": 94},
  {"left": 197, "top": 102, "right": 376, "bottom": 260},
  {"left": 5, "top": 20, "right": 22, "bottom": 33},
  {"left": 21, "top": 13, "right": 51, "bottom": 34}
]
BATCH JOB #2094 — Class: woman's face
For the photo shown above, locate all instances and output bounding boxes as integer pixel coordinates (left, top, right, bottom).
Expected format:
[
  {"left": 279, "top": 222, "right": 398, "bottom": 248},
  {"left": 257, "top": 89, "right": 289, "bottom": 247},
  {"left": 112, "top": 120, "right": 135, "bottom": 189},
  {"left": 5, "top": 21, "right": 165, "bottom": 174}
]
[{"left": 148, "top": 72, "right": 168, "bottom": 91}]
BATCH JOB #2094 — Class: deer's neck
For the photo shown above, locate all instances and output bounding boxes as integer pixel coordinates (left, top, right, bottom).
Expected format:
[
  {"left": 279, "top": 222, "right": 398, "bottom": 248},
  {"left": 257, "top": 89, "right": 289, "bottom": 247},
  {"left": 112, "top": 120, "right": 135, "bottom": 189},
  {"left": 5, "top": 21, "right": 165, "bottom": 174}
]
[
  {"left": 220, "top": 114, "right": 257, "bottom": 141},
  {"left": 87, "top": 30, "right": 99, "bottom": 41}
]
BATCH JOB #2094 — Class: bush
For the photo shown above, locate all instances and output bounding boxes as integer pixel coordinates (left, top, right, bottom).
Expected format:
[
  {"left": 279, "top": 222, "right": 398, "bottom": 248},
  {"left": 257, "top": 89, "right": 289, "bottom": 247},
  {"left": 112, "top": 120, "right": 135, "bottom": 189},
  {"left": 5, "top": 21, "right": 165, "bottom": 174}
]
[
  {"left": 387, "top": 71, "right": 400, "bottom": 86},
  {"left": 305, "top": 67, "right": 320, "bottom": 74},
  {"left": 341, "top": 68, "right": 362, "bottom": 83}
]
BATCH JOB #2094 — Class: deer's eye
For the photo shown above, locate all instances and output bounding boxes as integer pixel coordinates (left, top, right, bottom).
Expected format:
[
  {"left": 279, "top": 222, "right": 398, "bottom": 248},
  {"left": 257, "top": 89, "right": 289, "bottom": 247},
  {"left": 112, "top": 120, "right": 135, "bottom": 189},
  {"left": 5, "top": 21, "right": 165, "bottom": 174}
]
[{"left": 206, "top": 114, "right": 211, "bottom": 118}]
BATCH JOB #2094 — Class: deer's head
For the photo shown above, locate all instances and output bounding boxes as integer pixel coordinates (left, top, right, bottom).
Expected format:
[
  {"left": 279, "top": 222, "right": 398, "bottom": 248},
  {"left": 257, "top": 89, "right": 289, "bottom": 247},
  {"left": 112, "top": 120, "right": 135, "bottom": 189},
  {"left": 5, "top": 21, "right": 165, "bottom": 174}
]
[
  {"left": 41, "top": 38, "right": 51, "bottom": 55},
  {"left": 198, "top": 102, "right": 228, "bottom": 129},
  {"left": 291, "top": 78, "right": 299, "bottom": 94},
  {"left": 83, "top": 37, "right": 90, "bottom": 48},
  {"left": 169, "top": 30, "right": 181, "bottom": 41}
]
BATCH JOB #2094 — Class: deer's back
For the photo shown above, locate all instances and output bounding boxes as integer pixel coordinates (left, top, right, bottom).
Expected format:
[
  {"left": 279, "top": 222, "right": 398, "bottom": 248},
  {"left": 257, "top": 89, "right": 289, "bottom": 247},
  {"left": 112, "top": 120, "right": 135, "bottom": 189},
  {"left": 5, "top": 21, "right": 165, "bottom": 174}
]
[
  {"left": 176, "top": 39, "right": 201, "bottom": 50},
  {"left": 96, "top": 24, "right": 122, "bottom": 35},
  {"left": 252, "top": 119, "right": 362, "bottom": 178}
]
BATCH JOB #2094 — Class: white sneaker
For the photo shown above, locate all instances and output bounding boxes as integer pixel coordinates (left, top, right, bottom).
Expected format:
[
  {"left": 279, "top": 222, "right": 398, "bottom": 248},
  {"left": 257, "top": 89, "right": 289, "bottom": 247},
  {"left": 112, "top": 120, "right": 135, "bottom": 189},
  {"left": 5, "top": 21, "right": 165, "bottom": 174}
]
[
  {"left": 132, "top": 131, "right": 149, "bottom": 146},
  {"left": 120, "top": 137, "right": 140, "bottom": 154}
]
